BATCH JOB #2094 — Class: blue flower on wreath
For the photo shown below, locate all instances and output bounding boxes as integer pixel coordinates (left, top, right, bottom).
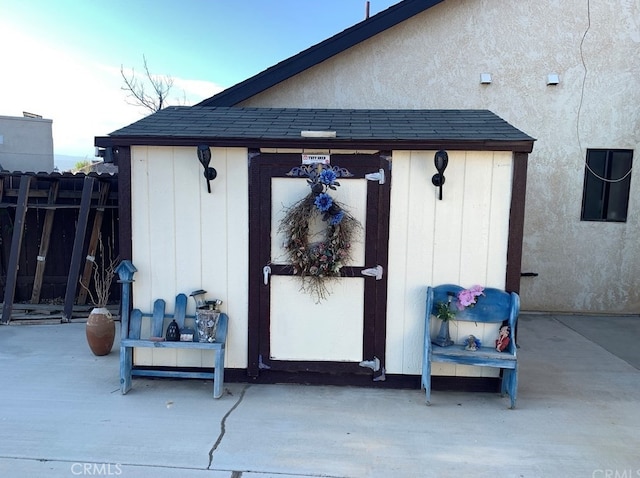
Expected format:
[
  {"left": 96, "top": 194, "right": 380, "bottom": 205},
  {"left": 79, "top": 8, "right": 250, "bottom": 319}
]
[
  {"left": 314, "top": 193, "right": 333, "bottom": 212},
  {"left": 329, "top": 210, "right": 345, "bottom": 225},
  {"left": 319, "top": 169, "right": 337, "bottom": 185}
]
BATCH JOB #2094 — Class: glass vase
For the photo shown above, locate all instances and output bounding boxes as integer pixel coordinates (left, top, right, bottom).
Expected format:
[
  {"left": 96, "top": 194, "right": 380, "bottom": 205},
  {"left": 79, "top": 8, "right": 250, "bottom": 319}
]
[{"left": 432, "top": 319, "right": 454, "bottom": 347}]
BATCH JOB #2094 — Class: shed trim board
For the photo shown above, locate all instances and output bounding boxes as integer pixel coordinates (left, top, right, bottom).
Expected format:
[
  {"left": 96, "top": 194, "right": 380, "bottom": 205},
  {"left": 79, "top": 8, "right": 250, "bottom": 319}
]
[
  {"left": 99, "top": 106, "right": 531, "bottom": 385},
  {"left": 98, "top": 136, "right": 532, "bottom": 153}
]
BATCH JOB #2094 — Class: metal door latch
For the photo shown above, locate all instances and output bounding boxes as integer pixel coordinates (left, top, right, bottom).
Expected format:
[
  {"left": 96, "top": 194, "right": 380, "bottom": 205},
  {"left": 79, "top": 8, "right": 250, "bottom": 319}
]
[
  {"left": 263, "top": 265, "right": 271, "bottom": 285},
  {"left": 361, "top": 265, "right": 383, "bottom": 280}
]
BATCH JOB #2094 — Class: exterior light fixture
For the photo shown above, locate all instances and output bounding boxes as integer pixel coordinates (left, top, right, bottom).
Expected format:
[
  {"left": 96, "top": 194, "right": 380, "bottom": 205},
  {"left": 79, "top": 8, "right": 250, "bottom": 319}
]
[
  {"left": 431, "top": 150, "right": 449, "bottom": 200},
  {"left": 196, "top": 145, "right": 217, "bottom": 193}
]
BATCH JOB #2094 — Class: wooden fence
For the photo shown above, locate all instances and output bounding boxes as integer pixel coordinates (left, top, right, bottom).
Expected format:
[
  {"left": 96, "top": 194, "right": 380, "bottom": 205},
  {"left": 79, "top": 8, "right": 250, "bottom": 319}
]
[{"left": 0, "top": 171, "right": 119, "bottom": 323}]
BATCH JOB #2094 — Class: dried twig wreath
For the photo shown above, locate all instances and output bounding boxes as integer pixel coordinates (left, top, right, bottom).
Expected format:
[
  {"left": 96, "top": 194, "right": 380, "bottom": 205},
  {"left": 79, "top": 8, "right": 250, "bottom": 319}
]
[{"left": 279, "top": 163, "right": 362, "bottom": 302}]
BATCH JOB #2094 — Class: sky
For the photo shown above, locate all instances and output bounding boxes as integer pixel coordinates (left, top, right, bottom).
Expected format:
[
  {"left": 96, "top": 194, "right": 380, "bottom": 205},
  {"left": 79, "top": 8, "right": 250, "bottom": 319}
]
[{"left": 0, "top": 0, "right": 401, "bottom": 167}]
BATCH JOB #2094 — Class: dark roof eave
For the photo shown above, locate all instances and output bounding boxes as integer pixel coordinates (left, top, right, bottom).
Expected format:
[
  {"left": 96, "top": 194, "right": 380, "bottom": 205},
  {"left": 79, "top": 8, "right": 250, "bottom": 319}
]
[{"left": 95, "top": 135, "right": 534, "bottom": 153}]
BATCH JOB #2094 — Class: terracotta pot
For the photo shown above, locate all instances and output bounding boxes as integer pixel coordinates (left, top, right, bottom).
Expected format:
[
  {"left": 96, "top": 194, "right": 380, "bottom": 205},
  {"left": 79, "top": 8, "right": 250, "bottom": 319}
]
[{"left": 86, "top": 307, "right": 115, "bottom": 356}]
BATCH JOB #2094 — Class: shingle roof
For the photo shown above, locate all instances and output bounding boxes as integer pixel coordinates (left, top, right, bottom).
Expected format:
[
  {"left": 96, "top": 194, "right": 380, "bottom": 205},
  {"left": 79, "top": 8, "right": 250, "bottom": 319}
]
[
  {"left": 109, "top": 107, "right": 532, "bottom": 141},
  {"left": 198, "top": 0, "right": 445, "bottom": 107},
  {"left": 98, "top": 107, "right": 534, "bottom": 152}
]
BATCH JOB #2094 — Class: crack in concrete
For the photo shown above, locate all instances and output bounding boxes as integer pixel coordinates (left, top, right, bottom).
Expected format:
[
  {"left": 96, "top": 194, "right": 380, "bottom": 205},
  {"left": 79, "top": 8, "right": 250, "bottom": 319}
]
[{"left": 207, "top": 384, "right": 250, "bottom": 469}]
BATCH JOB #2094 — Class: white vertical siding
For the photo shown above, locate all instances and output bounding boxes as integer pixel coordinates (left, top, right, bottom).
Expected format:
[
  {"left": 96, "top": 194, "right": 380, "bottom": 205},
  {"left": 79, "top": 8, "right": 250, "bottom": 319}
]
[
  {"left": 385, "top": 150, "right": 513, "bottom": 375},
  {"left": 130, "top": 146, "right": 248, "bottom": 369}
]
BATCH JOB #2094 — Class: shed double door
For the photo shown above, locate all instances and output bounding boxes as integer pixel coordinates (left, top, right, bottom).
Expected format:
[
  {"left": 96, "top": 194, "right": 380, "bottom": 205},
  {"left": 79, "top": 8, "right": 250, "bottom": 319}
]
[{"left": 248, "top": 152, "right": 391, "bottom": 380}]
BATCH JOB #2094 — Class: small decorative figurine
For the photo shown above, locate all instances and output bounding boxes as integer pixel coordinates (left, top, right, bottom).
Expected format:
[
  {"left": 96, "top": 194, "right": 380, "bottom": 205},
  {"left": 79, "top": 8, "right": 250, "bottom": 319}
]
[
  {"left": 166, "top": 319, "right": 180, "bottom": 342},
  {"left": 496, "top": 325, "right": 510, "bottom": 352},
  {"left": 464, "top": 335, "right": 480, "bottom": 351}
]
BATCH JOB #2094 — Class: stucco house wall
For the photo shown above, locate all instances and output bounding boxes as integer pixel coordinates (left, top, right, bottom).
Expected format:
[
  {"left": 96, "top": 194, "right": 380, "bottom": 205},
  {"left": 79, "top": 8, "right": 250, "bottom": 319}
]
[
  {"left": 238, "top": 0, "right": 640, "bottom": 314},
  {"left": 0, "top": 115, "right": 54, "bottom": 173}
]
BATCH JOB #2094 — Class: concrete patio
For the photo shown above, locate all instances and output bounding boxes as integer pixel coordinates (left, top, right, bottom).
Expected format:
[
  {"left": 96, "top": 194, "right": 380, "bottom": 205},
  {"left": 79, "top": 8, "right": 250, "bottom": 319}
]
[{"left": 0, "top": 313, "right": 638, "bottom": 477}]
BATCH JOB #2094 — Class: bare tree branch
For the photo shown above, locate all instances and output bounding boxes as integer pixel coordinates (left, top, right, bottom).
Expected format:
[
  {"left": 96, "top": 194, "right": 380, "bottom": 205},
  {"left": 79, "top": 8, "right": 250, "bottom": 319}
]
[
  {"left": 120, "top": 55, "right": 176, "bottom": 113},
  {"left": 79, "top": 234, "right": 119, "bottom": 307}
]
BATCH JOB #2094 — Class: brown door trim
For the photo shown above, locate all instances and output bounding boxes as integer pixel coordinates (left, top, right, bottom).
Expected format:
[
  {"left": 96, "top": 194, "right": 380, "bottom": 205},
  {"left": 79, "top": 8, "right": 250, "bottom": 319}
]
[{"left": 247, "top": 152, "right": 391, "bottom": 379}]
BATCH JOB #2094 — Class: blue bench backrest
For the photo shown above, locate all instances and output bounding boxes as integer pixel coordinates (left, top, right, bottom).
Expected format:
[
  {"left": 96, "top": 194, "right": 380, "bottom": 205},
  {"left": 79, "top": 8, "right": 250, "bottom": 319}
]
[
  {"left": 427, "top": 284, "right": 519, "bottom": 331},
  {"left": 127, "top": 293, "right": 189, "bottom": 340},
  {"left": 126, "top": 293, "right": 228, "bottom": 344}
]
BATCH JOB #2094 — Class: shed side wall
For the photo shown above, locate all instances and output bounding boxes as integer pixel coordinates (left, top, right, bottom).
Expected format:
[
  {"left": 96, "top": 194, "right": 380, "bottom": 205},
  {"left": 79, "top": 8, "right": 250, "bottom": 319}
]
[
  {"left": 386, "top": 150, "right": 512, "bottom": 375},
  {"left": 130, "top": 146, "right": 248, "bottom": 369}
]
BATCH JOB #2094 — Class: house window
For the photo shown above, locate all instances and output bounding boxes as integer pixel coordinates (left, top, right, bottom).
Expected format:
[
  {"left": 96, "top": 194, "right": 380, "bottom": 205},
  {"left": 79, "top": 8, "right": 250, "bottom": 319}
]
[{"left": 581, "top": 149, "right": 633, "bottom": 222}]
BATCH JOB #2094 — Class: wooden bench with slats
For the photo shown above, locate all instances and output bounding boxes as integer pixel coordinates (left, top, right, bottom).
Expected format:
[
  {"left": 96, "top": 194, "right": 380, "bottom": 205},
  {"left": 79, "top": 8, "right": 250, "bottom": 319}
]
[
  {"left": 119, "top": 293, "right": 228, "bottom": 398},
  {"left": 422, "top": 284, "right": 519, "bottom": 408}
]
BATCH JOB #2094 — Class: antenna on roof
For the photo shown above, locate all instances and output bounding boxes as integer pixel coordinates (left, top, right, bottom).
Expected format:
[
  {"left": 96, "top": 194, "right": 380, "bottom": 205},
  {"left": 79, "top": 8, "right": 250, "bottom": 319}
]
[{"left": 365, "top": 1, "right": 370, "bottom": 19}]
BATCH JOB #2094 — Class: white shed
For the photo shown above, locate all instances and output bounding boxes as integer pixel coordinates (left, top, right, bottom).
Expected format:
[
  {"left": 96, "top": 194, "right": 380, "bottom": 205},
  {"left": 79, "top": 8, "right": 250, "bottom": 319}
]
[{"left": 96, "top": 107, "right": 533, "bottom": 387}]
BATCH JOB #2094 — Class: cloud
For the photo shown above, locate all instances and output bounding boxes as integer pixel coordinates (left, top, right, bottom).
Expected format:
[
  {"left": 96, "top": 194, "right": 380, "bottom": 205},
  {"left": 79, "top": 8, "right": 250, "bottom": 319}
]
[
  {"left": 0, "top": 22, "right": 138, "bottom": 156},
  {"left": 173, "top": 77, "right": 225, "bottom": 103},
  {"left": 1, "top": 21, "right": 224, "bottom": 157},
  {"left": 104, "top": 64, "right": 224, "bottom": 109}
]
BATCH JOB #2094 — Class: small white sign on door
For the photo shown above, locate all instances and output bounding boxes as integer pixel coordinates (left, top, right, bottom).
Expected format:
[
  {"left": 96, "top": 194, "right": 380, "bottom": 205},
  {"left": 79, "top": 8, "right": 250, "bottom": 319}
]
[{"left": 302, "top": 154, "right": 330, "bottom": 165}]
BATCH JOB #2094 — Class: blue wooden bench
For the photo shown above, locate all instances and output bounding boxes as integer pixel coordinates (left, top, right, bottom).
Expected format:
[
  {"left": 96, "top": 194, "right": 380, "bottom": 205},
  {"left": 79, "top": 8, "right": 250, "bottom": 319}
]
[
  {"left": 422, "top": 284, "right": 520, "bottom": 408},
  {"left": 119, "top": 293, "right": 228, "bottom": 399}
]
